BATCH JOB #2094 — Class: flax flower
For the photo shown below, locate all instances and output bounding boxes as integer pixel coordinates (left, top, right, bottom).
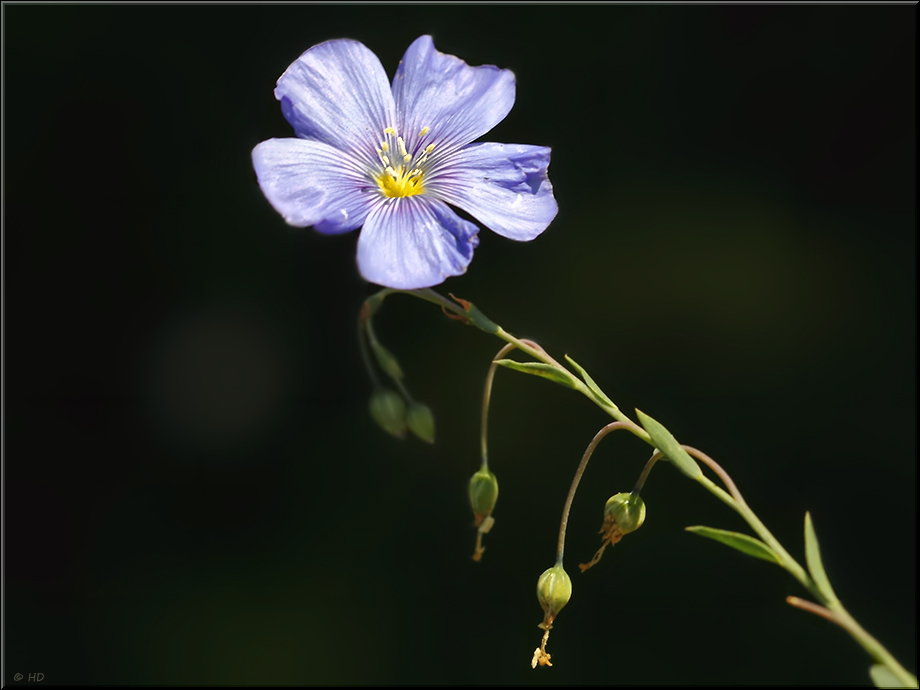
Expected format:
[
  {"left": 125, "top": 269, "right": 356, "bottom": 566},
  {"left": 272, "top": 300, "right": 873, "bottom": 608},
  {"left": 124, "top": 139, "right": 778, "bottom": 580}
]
[{"left": 252, "top": 35, "right": 557, "bottom": 289}]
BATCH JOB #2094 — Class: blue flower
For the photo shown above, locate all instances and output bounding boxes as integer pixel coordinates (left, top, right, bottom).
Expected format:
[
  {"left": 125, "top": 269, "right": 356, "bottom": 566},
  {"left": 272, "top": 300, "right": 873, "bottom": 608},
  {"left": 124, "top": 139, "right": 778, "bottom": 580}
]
[{"left": 252, "top": 35, "right": 558, "bottom": 289}]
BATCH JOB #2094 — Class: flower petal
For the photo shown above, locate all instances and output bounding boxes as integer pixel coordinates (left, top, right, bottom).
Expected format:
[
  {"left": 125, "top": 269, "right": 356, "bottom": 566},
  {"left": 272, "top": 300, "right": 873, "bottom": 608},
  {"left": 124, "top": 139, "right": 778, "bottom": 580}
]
[
  {"left": 275, "top": 39, "right": 397, "bottom": 160},
  {"left": 392, "top": 36, "right": 515, "bottom": 153},
  {"left": 428, "top": 143, "right": 557, "bottom": 241},
  {"left": 357, "top": 196, "right": 480, "bottom": 289},
  {"left": 252, "top": 137, "right": 379, "bottom": 233}
]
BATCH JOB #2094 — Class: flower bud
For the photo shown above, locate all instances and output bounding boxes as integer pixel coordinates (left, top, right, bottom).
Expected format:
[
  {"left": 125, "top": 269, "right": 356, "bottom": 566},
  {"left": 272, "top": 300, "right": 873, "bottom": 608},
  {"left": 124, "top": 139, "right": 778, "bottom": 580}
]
[
  {"left": 406, "top": 402, "right": 435, "bottom": 443},
  {"left": 468, "top": 466, "right": 498, "bottom": 526},
  {"left": 579, "top": 491, "right": 646, "bottom": 572},
  {"left": 531, "top": 564, "right": 572, "bottom": 668},
  {"left": 369, "top": 388, "right": 407, "bottom": 438},
  {"left": 469, "top": 466, "right": 498, "bottom": 562},
  {"left": 536, "top": 564, "right": 572, "bottom": 628},
  {"left": 604, "top": 491, "right": 646, "bottom": 535}
]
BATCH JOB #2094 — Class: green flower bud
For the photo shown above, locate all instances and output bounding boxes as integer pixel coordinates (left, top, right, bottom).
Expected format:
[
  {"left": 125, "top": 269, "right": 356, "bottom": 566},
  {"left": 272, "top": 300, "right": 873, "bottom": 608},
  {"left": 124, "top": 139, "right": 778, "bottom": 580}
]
[
  {"left": 580, "top": 492, "right": 647, "bottom": 572},
  {"left": 468, "top": 467, "right": 498, "bottom": 526},
  {"left": 532, "top": 564, "right": 572, "bottom": 668},
  {"left": 406, "top": 402, "right": 435, "bottom": 443},
  {"left": 469, "top": 466, "right": 498, "bottom": 562},
  {"left": 604, "top": 491, "right": 646, "bottom": 535},
  {"left": 369, "top": 388, "right": 407, "bottom": 438},
  {"left": 536, "top": 564, "right": 572, "bottom": 628}
]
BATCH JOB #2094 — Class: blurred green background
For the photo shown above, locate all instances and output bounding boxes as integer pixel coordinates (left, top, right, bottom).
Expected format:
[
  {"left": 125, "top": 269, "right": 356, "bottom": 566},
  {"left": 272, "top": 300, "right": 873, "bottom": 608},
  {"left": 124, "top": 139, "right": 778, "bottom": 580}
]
[{"left": 4, "top": 4, "right": 915, "bottom": 685}]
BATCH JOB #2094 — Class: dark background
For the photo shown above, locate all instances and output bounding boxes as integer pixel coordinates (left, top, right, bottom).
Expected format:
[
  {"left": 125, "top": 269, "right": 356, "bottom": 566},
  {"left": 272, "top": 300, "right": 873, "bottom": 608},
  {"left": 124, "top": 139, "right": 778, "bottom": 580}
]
[{"left": 4, "top": 4, "right": 915, "bottom": 686}]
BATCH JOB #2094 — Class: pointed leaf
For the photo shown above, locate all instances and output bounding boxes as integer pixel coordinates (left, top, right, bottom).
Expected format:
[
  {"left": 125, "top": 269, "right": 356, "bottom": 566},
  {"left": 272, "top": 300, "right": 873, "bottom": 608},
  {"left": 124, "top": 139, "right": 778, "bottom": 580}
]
[
  {"left": 635, "top": 409, "right": 702, "bottom": 480},
  {"left": 686, "top": 526, "right": 782, "bottom": 565},
  {"left": 370, "top": 339, "right": 404, "bottom": 380},
  {"left": 493, "top": 359, "right": 578, "bottom": 389},
  {"left": 564, "top": 355, "right": 616, "bottom": 407},
  {"left": 465, "top": 302, "right": 500, "bottom": 335},
  {"left": 869, "top": 664, "right": 910, "bottom": 688},
  {"left": 804, "top": 511, "right": 839, "bottom": 604},
  {"left": 365, "top": 318, "right": 403, "bottom": 380}
]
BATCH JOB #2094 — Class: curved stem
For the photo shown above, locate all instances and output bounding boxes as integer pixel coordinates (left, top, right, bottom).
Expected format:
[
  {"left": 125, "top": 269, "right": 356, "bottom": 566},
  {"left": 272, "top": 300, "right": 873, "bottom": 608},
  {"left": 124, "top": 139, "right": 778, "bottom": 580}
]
[
  {"left": 481, "top": 342, "right": 518, "bottom": 468},
  {"left": 357, "top": 316, "right": 381, "bottom": 389},
  {"left": 365, "top": 287, "right": 916, "bottom": 686},
  {"left": 681, "top": 445, "right": 744, "bottom": 504},
  {"left": 556, "top": 420, "right": 641, "bottom": 564},
  {"left": 494, "top": 326, "right": 652, "bottom": 443},
  {"left": 682, "top": 445, "right": 818, "bottom": 598},
  {"left": 374, "top": 288, "right": 653, "bottom": 444},
  {"left": 687, "top": 446, "right": 818, "bottom": 593},
  {"left": 632, "top": 450, "right": 663, "bottom": 495},
  {"left": 480, "top": 339, "right": 543, "bottom": 468}
]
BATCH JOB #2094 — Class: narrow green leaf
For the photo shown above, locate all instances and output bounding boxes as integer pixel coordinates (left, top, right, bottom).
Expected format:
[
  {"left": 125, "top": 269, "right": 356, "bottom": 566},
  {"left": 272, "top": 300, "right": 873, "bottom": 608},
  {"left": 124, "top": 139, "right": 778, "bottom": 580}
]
[
  {"left": 869, "top": 664, "right": 910, "bottom": 688},
  {"left": 365, "top": 318, "right": 403, "bottom": 380},
  {"left": 686, "top": 526, "right": 782, "bottom": 565},
  {"left": 804, "top": 511, "right": 839, "bottom": 604},
  {"left": 465, "top": 302, "right": 500, "bottom": 334},
  {"left": 564, "top": 355, "right": 616, "bottom": 407},
  {"left": 635, "top": 409, "right": 702, "bottom": 480},
  {"left": 370, "top": 340, "right": 403, "bottom": 380},
  {"left": 493, "top": 359, "right": 578, "bottom": 389}
]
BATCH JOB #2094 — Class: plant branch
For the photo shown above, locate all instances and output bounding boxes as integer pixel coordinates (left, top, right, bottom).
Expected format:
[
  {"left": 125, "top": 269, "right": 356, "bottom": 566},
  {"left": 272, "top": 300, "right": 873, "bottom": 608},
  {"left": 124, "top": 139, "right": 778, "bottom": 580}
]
[
  {"left": 556, "top": 421, "right": 640, "bottom": 563},
  {"left": 363, "top": 286, "right": 916, "bottom": 686}
]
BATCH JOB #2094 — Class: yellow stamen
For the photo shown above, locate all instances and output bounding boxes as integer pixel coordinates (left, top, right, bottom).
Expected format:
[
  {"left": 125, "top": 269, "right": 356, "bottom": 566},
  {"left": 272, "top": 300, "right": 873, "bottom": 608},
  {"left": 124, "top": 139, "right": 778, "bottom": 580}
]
[
  {"left": 374, "top": 126, "right": 436, "bottom": 198},
  {"left": 377, "top": 164, "right": 425, "bottom": 198}
]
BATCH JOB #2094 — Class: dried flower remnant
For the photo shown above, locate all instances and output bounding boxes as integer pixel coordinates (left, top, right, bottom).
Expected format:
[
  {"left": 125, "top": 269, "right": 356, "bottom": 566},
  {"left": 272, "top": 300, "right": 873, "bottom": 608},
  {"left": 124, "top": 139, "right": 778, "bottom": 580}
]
[{"left": 532, "top": 564, "right": 572, "bottom": 668}]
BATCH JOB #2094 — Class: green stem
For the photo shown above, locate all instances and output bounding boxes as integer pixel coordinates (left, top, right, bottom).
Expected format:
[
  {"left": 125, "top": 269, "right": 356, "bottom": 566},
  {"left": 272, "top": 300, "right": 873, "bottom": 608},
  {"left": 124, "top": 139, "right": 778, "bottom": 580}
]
[
  {"left": 493, "top": 326, "right": 652, "bottom": 443},
  {"left": 831, "top": 606, "right": 917, "bottom": 688},
  {"left": 356, "top": 315, "right": 381, "bottom": 389},
  {"left": 365, "top": 286, "right": 916, "bottom": 686},
  {"left": 480, "top": 342, "right": 518, "bottom": 469},
  {"left": 632, "top": 450, "right": 663, "bottom": 495},
  {"left": 683, "top": 446, "right": 818, "bottom": 599},
  {"left": 379, "top": 288, "right": 643, "bottom": 436},
  {"left": 684, "top": 445, "right": 918, "bottom": 688},
  {"left": 556, "top": 421, "right": 638, "bottom": 563}
]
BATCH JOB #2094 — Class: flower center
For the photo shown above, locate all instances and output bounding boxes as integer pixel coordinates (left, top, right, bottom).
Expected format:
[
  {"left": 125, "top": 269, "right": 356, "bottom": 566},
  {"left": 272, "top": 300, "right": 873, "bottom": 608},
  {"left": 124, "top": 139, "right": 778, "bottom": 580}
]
[{"left": 374, "top": 126, "right": 435, "bottom": 199}]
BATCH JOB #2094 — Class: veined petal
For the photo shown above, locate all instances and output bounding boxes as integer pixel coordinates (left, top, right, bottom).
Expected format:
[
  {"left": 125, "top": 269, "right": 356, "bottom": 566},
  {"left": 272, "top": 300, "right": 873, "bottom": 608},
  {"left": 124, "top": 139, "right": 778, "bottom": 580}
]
[
  {"left": 429, "top": 143, "right": 557, "bottom": 241},
  {"left": 275, "top": 39, "right": 397, "bottom": 159},
  {"left": 392, "top": 36, "right": 515, "bottom": 153},
  {"left": 357, "top": 196, "right": 480, "bottom": 289},
  {"left": 252, "top": 137, "right": 378, "bottom": 233}
]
